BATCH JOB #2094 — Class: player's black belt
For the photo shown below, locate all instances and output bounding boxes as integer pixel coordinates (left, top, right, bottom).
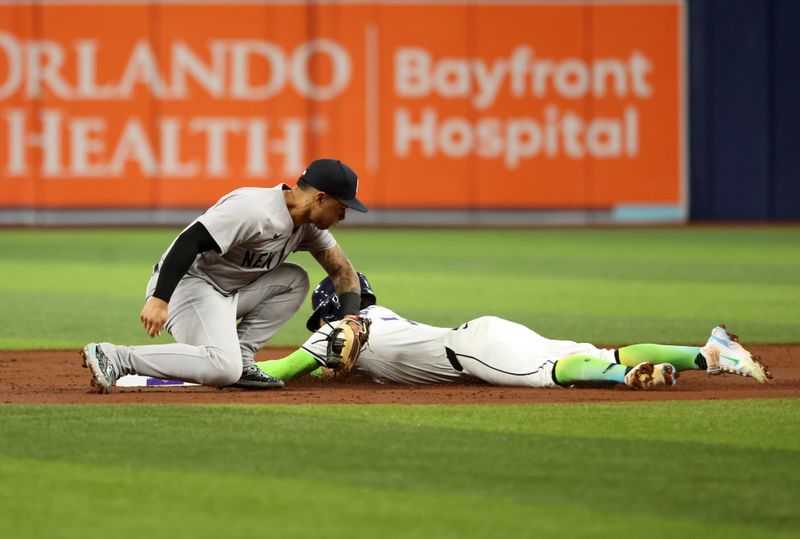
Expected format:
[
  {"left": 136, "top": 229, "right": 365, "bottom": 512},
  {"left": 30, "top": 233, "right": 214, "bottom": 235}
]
[{"left": 445, "top": 347, "right": 463, "bottom": 372}]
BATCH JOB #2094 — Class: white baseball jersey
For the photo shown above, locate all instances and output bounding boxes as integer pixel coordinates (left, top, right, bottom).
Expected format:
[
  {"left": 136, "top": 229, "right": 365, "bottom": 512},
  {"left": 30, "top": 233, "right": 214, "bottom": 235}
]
[
  {"left": 303, "top": 305, "right": 460, "bottom": 384},
  {"left": 154, "top": 185, "right": 336, "bottom": 295},
  {"left": 300, "top": 306, "right": 616, "bottom": 387}
]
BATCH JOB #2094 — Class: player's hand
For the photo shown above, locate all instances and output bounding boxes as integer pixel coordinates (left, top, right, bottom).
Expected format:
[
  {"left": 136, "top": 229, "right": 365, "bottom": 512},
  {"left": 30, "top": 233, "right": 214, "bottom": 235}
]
[{"left": 140, "top": 297, "right": 168, "bottom": 337}]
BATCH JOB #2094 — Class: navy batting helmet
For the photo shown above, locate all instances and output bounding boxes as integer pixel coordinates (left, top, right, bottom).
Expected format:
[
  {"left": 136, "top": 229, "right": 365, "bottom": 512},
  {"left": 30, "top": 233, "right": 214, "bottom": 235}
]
[{"left": 305, "top": 272, "right": 376, "bottom": 331}]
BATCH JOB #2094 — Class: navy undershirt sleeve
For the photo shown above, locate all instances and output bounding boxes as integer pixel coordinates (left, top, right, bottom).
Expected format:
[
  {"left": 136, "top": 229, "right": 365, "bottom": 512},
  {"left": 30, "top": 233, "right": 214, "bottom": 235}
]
[{"left": 152, "top": 222, "right": 221, "bottom": 302}]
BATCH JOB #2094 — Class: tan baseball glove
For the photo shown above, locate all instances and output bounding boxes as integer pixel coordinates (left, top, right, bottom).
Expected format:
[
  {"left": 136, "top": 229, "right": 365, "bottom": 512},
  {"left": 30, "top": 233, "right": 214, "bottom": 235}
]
[{"left": 325, "top": 316, "right": 371, "bottom": 373}]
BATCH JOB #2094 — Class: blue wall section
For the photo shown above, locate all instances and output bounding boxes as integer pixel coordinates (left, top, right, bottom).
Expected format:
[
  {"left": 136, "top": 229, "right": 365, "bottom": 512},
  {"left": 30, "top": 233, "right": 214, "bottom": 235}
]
[
  {"left": 772, "top": 0, "right": 800, "bottom": 219},
  {"left": 690, "top": 0, "right": 800, "bottom": 220},
  {"left": 710, "top": 0, "right": 770, "bottom": 219},
  {"left": 689, "top": 0, "right": 712, "bottom": 220}
]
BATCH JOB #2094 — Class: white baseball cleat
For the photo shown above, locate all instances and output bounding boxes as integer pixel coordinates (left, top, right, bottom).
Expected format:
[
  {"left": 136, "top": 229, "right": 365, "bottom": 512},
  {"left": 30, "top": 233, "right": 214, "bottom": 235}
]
[
  {"left": 624, "top": 362, "right": 678, "bottom": 390},
  {"left": 81, "top": 343, "right": 118, "bottom": 394},
  {"left": 701, "top": 325, "right": 772, "bottom": 384}
]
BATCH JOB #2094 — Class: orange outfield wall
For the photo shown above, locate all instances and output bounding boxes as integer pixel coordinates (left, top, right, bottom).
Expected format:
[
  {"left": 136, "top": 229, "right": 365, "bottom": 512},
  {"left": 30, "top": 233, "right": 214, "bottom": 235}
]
[{"left": 0, "top": 1, "right": 683, "bottom": 213}]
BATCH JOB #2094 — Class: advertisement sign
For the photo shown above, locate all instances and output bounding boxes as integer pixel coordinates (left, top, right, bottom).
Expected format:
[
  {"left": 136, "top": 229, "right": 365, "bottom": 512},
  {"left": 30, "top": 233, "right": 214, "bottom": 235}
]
[{"left": 0, "top": 1, "right": 684, "bottom": 219}]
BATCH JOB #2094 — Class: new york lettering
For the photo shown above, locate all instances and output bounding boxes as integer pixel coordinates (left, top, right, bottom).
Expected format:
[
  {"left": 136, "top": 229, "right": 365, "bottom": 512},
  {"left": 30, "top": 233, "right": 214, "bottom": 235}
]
[{"left": 241, "top": 250, "right": 279, "bottom": 269}]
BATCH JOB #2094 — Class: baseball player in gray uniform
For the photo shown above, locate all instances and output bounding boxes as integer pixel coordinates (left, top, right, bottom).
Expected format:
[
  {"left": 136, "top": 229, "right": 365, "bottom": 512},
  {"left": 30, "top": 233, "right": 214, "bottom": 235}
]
[
  {"left": 257, "top": 273, "right": 772, "bottom": 389},
  {"left": 81, "top": 159, "right": 367, "bottom": 393}
]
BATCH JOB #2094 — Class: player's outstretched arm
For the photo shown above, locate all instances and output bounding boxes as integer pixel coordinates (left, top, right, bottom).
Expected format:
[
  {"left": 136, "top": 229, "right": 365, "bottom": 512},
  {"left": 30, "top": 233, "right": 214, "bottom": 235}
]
[
  {"left": 258, "top": 317, "right": 370, "bottom": 381},
  {"left": 257, "top": 349, "right": 320, "bottom": 381}
]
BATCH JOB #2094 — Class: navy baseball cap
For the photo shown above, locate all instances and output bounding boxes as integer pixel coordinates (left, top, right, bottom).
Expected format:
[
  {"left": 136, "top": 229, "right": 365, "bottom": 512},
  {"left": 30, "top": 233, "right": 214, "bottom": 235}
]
[{"left": 299, "top": 159, "right": 368, "bottom": 213}]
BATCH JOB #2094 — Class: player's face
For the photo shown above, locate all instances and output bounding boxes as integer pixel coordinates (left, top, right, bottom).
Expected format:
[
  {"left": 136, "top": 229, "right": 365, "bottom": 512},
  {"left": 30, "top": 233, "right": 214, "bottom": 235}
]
[{"left": 312, "top": 193, "right": 347, "bottom": 229}]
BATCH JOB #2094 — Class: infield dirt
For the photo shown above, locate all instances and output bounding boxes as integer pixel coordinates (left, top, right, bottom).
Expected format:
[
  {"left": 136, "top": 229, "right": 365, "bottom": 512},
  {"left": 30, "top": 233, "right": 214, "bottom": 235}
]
[{"left": 1, "top": 345, "right": 798, "bottom": 405}]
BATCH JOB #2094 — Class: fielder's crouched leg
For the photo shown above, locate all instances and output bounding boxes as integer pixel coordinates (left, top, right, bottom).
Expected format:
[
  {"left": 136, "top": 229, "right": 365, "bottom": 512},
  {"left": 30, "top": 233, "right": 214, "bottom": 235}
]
[{"left": 107, "top": 342, "right": 246, "bottom": 388}]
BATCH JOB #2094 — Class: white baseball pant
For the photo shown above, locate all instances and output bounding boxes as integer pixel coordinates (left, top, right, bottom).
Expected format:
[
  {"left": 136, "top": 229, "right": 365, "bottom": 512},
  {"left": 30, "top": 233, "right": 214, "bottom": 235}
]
[{"left": 442, "top": 316, "right": 616, "bottom": 387}]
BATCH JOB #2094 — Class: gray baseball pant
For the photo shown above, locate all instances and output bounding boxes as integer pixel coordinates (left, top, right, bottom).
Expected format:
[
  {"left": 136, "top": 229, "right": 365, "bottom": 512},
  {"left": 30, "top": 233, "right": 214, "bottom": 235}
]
[{"left": 106, "top": 262, "right": 309, "bottom": 386}]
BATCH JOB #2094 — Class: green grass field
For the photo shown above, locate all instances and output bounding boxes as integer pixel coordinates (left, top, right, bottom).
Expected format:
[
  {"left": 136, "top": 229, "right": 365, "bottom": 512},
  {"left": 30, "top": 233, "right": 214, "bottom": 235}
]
[
  {"left": 0, "top": 227, "right": 798, "bottom": 348},
  {"left": 1, "top": 401, "right": 799, "bottom": 538},
  {"left": 1, "top": 227, "right": 799, "bottom": 538}
]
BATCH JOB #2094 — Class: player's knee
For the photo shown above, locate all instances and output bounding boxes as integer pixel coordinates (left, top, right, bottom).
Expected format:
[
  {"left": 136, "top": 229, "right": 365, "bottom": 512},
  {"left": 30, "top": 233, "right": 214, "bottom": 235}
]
[
  {"left": 281, "top": 262, "right": 310, "bottom": 295},
  {"left": 204, "top": 346, "right": 243, "bottom": 386},
  {"left": 213, "top": 362, "right": 243, "bottom": 387},
  {"left": 274, "top": 263, "right": 310, "bottom": 312}
]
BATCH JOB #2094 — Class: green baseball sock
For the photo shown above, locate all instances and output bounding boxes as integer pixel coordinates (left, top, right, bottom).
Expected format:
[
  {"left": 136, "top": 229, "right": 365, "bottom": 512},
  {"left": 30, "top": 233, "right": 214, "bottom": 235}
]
[
  {"left": 257, "top": 349, "right": 320, "bottom": 381},
  {"left": 553, "top": 354, "right": 629, "bottom": 387},
  {"left": 617, "top": 344, "right": 705, "bottom": 371}
]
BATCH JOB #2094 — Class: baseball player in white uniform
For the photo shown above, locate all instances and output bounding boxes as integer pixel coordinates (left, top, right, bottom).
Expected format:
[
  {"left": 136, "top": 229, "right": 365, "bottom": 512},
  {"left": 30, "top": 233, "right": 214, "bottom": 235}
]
[
  {"left": 81, "top": 159, "right": 368, "bottom": 393},
  {"left": 257, "top": 273, "right": 772, "bottom": 389}
]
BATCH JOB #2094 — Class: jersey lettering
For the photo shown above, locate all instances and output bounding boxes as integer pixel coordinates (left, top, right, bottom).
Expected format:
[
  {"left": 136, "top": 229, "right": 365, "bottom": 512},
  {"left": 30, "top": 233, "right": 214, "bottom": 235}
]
[
  {"left": 241, "top": 250, "right": 257, "bottom": 267},
  {"left": 380, "top": 316, "right": 418, "bottom": 326},
  {"left": 241, "top": 250, "right": 279, "bottom": 269}
]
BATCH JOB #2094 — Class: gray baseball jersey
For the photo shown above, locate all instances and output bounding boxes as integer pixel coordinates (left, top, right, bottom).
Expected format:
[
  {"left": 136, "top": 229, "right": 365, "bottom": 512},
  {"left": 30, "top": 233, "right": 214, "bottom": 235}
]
[
  {"left": 301, "top": 306, "right": 616, "bottom": 387},
  {"left": 153, "top": 185, "right": 336, "bottom": 296},
  {"left": 108, "top": 184, "right": 332, "bottom": 387}
]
